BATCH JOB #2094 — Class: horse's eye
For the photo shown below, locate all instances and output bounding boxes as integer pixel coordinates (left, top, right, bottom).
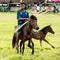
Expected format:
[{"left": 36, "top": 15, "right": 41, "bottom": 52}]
[{"left": 35, "top": 19, "right": 37, "bottom": 21}]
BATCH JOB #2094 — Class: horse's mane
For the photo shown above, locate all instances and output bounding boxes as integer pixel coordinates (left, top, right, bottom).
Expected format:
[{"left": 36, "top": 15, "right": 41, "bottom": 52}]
[
  {"left": 22, "top": 15, "right": 37, "bottom": 28},
  {"left": 41, "top": 25, "right": 50, "bottom": 31},
  {"left": 30, "top": 15, "right": 37, "bottom": 20}
]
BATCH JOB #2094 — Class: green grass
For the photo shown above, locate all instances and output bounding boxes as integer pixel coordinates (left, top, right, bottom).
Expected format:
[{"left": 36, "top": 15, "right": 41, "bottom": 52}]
[{"left": 0, "top": 12, "right": 60, "bottom": 60}]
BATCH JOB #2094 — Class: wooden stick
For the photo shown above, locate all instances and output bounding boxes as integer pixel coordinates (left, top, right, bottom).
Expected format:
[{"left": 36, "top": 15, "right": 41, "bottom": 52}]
[
  {"left": 39, "top": 10, "right": 49, "bottom": 15},
  {"left": 14, "top": 21, "right": 28, "bottom": 33}
]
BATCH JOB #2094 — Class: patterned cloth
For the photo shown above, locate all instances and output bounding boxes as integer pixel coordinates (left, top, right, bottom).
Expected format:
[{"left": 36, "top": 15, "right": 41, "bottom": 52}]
[{"left": 17, "top": 10, "right": 29, "bottom": 33}]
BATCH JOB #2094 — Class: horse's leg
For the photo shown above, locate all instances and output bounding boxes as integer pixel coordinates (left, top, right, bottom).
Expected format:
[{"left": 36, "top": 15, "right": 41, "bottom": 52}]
[
  {"left": 40, "top": 40, "right": 43, "bottom": 51},
  {"left": 21, "top": 36, "right": 25, "bottom": 55},
  {"left": 28, "top": 40, "right": 32, "bottom": 49},
  {"left": 16, "top": 39, "right": 19, "bottom": 53},
  {"left": 30, "top": 40, "right": 34, "bottom": 54},
  {"left": 15, "top": 32, "right": 19, "bottom": 53},
  {"left": 43, "top": 39, "right": 55, "bottom": 49},
  {"left": 32, "top": 41, "right": 34, "bottom": 54},
  {"left": 21, "top": 30, "right": 27, "bottom": 55},
  {"left": 20, "top": 40, "right": 22, "bottom": 54},
  {"left": 22, "top": 40, "right": 25, "bottom": 55}
]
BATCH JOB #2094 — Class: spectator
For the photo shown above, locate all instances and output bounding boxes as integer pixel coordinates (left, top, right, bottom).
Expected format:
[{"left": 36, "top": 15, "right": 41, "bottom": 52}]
[
  {"left": 39, "top": 0, "right": 46, "bottom": 12},
  {"left": 53, "top": 3, "right": 59, "bottom": 13},
  {"left": 37, "top": 3, "right": 40, "bottom": 12},
  {"left": 32, "top": 3, "right": 34, "bottom": 11},
  {"left": 9, "top": 0, "right": 13, "bottom": 10}
]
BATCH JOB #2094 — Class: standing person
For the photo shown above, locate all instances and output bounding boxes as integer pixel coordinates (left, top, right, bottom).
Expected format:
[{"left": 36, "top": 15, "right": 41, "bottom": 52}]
[
  {"left": 39, "top": 0, "right": 44, "bottom": 12},
  {"left": 9, "top": 0, "right": 13, "bottom": 10},
  {"left": 17, "top": 2, "right": 29, "bottom": 33},
  {"left": 43, "top": 0, "right": 46, "bottom": 11},
  {"left": 32, "top": 3, "right": 34, "bottom": 11},
  {"left": 39, "top": 0, "right": 46, "bottom": 12},
  {"left": 14, "top": 3, "right": 30, "bottom": 52},
  {"left": 53, "top": 3, "right": 59, "bottom": 13},
  {"left": 37, "top": 3, "right": 40, "bottom": 12}
]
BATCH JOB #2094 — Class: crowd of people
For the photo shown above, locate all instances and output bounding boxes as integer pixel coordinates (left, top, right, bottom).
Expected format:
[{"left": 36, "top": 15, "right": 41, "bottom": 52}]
[
  {"left": 31, "top": 0, "right": 59, "bottom": 13},
  {"left": 0, "top": 0, "right": 59, "bottom": 13},
  {"left": 31, "top": 0, "right": 46, "bottom": 13}
]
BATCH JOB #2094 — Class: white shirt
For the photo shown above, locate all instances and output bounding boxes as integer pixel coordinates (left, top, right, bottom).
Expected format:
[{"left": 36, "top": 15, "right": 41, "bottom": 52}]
[{"left": 37, "top": 6, "right": 40, "bottom": 10}]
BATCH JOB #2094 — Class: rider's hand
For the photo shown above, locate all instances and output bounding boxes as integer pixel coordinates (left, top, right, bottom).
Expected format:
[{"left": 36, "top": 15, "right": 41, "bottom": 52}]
[{"left": 26, "top": 18, "right": 30, "bottom": 20}]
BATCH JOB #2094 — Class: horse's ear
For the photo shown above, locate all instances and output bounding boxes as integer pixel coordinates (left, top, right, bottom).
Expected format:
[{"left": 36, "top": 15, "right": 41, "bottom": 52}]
[
  {"left": 30, "top": 15, "right": 34, "bottom": 18},
  {"left": 30, "top": 15, "right": 35, "bottom": 19}
]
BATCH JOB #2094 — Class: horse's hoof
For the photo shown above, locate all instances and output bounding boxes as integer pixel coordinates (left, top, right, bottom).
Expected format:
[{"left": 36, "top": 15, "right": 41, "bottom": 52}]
[
  {"left": 17, "top": 52, "right": 19, "bottom": 54},
  {"left": 32, "top": 52, "right": 34, "bottom": 55},
  {"left": 22, "top": 52, "right": 24, "bottom": 55},
  {"left": 20, "top": 51, "right": 21, "bottom": 54},
  {"left": 32, "top": 50, "right": 34, "bottom": 54},
  {"left": 21, "top": 51, "right": 24, "bottom": 55},
  {"left": 52, "top": 46, "right": 55, "bottom": 49},
  {"left": 28, "top": 45, "right": 32, "bottom": 49},
  {"left": 41, "top": 49, "right": 43, "bottom": 51},
  {"left": 17, "top": 51, "right": 19, "bottom": 54}
]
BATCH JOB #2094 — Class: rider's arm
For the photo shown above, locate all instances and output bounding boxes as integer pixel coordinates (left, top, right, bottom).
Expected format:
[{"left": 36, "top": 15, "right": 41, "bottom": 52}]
[
  {"left": 18, "top": 12, "right": 30, "bottom": 20},
  {"left": 18, "top": 18, "right": 29, "bottom": 20},
  {"left": 17, "top": 11, "right": 30, "bottom": 20}
]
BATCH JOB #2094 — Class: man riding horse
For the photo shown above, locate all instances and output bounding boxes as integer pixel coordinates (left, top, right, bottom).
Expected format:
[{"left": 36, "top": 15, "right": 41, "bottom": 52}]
[
  {"left": 13, "top": 3, "right": 39, "bottom": 54},
  {"left": 15, "top": 2, "right": 30, "bottom": 45},
  {"left": 16, "top": 3, "right": 29, "bottom": 33}
]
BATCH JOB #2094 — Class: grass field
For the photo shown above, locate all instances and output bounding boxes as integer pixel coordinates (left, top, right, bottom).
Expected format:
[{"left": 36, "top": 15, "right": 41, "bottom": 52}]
[{"left": 0, "top": 12, "right": 60, "bottom": 60}]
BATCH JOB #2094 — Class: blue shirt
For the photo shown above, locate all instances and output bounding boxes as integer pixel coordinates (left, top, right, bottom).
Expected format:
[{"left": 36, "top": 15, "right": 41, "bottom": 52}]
[{"left": 17, "top": 10, "right": 29, "bottom": 25}]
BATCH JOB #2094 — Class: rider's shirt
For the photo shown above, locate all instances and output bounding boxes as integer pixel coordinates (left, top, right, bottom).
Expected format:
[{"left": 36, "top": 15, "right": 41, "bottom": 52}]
[
  {"left": 17, "top": 10, "right": 29, "bottom": 32},
  {"left": 17, "top": 10, "right": 29, "bottom": 25}
]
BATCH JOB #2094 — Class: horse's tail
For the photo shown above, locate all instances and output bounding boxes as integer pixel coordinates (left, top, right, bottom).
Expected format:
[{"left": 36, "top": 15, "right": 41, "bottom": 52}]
[{"left": 12, "top": 33, "right": 16, "bottom": 48}]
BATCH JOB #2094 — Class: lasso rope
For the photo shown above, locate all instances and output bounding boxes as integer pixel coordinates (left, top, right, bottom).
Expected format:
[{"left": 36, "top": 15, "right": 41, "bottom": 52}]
[{"left": 15, "top": 21, "right": 28, "bottom": 33}]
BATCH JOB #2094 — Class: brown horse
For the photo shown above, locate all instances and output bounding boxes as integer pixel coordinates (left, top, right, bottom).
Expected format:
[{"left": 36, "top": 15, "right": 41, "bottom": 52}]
[
  {"left": 28, "top": 25, "right": 55, "bottom": 50},
  {"left": 19, "top": 25, "right": 55, "bottom": 52},
  {"left": 12, "top": 15, "right": 39, "bottom": 54}
]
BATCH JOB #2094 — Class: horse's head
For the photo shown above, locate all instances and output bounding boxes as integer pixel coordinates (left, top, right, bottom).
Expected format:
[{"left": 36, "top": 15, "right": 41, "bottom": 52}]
[
  {"left": 29, "top": 15, "right": 39, "bottom": 30},
  {"left": 48, "top": 25, "right": 55, "bottom": 34}
]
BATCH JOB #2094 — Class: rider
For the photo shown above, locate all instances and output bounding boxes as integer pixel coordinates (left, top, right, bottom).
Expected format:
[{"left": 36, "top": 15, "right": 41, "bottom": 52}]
[{"left": 17, "top": 2, "right": 30, "bottom": 33}]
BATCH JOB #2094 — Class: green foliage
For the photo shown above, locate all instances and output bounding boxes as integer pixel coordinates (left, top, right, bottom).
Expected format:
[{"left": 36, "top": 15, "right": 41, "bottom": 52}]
[{"left": 0, "top": 7, "right": 4, "bottom": 12}]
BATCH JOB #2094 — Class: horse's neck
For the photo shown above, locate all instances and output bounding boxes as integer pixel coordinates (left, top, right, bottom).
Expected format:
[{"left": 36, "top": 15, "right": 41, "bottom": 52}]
[
  {"left": 26, "top": 22, "right": 32, "bottom": 33},
  {"left": 42, "top": 28, "right": 49, "bottom": 35},
  {"left": 32, "top": 30, "right": 41, "bottom": 39}
]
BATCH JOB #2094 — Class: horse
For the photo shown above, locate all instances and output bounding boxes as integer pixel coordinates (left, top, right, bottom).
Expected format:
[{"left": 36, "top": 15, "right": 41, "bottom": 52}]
[
  {"left": 28, "top": 25, "right": 55, "bottom": 50},
  {"left": 12, "top": 15, "right": 39, "bottom": 54}
]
